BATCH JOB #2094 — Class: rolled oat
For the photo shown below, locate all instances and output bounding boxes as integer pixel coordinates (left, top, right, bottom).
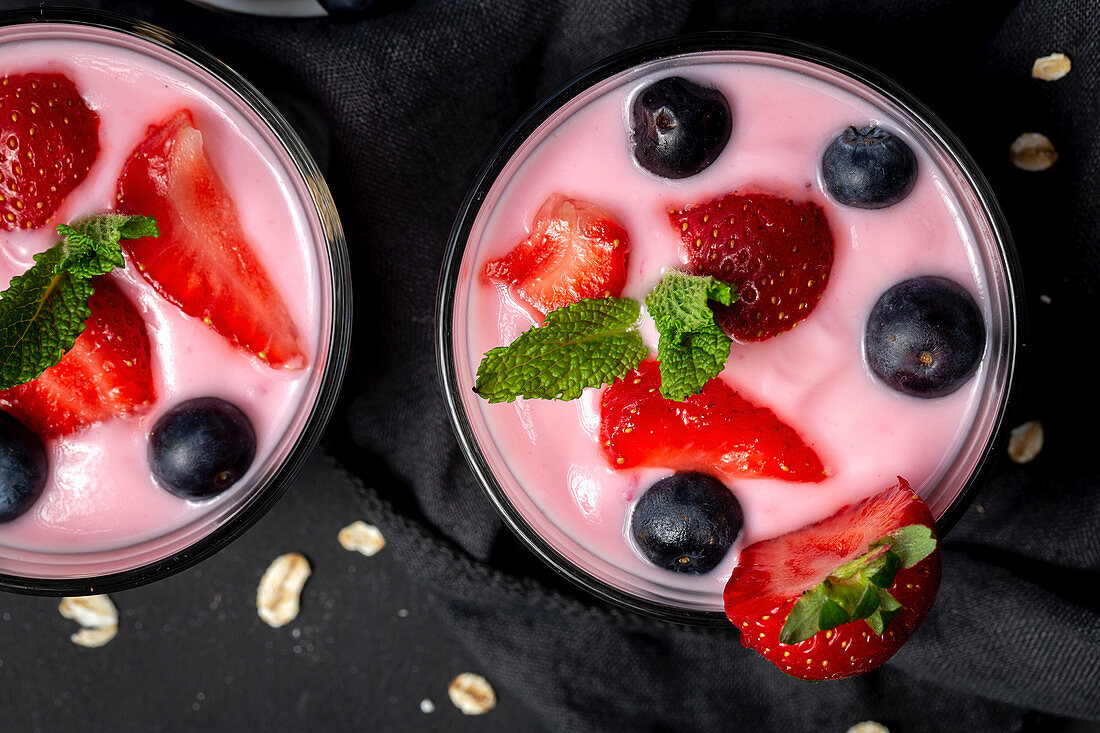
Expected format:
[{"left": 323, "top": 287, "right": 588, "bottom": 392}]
[
  {"left": 1009, "top": 133, "right": 1058, "bottom": 171},
  {"left": 448, "top": 673, "right": 497, "bottom": 715},
  {"left": 1031, "top": 53, "right": 1071, "bottom": 81},
  {"left": 256, "top": 552, "right": 311, "bottom": 628},
  {"left": 338, "top": 521, "right": 386, "bottom": 557},
  {"left": 1008, "top": 420, "right": 1044, "bottom": 463}
]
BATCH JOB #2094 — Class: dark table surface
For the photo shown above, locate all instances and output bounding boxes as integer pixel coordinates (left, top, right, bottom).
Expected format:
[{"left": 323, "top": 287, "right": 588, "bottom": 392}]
[{"left": 0, "top": 452, "right": 543, "bottom": 732}]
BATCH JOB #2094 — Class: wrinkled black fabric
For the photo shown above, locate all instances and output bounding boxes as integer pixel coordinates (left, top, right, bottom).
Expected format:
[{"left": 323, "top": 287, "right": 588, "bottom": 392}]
[{"left": 17, "top": 0, "right": 1100, "bottom": 730}]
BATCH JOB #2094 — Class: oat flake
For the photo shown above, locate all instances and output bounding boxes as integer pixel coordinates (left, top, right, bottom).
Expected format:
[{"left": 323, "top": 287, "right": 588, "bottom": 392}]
[
  {"left": 256, "top": 552, "right": 311, "bottom": 628},
  {"left": 71, "top": 625, "right": 118, "bottom": 648},
  {"left": 1010, "top": 133, "right": 1058, "bottom": 171},
  {"left": 448, "top": 673, "right": 497, "bottom": 715},
  {"left": 1031, "top": 53, "right": 1071, "bottom": 81},
  {"left": 59, "top": 595, "right": 119, "bottom": 648},
  {"left": 1008, "top": 420, "right": 1044, "bottom": 463},
  {"left": 338, "top": 521, "right": 386, "bottom": 557},
  {"left": 846, "top": 723, "right": 890, "bottom": 733},
  {"left": 59, "top": 595, "right": 118, "bottom": 630}
]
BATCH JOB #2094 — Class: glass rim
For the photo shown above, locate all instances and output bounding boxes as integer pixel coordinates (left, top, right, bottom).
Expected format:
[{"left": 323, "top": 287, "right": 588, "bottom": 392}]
[
  {"left": 0, "top": 7, "right": 353, "bottom": 596},
  {"left": 436, "top": 31, "right": 1025, "bottom": 625}
]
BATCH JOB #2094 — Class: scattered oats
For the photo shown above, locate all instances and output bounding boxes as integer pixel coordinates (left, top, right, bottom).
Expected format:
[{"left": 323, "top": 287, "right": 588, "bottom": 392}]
[
  {"left": 256, "top": 552, "right": 311, "bottom": 628},
  {"left": 1040, "top": 294, "right": 1052, "bottom": 304},
  {"left": 420, "top": 699, "right": 436, "bottom": 714},
  {"left": 448, "top": 673, "right": 497, "bottom": 715},
  {"left": 1010, "top": 133, "right": 1058, "bottom": 171},
  {"left": 1008, "top": 420, "right": 1044, "bottom": 463},
  {"left": 846, "top": 723, "right": 890, "bottom": 733},
  {"left": 338, "top": 521, "right": 385, "bottom": 557},
  {"left": 1031, "top": 53, "right": 1071, "bottom": 81},
  {"left": 59, "top": 595, "right": 117, "bottom": 629},
  {"left": 59, "top": 595, "right": 119, "bottom": 648}
]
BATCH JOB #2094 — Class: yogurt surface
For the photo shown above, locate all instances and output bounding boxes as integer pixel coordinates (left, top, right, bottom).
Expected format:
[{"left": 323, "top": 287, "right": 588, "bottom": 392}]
[
  {"left": 454, "top": 53, "right": 996, "bottom": 609},
  {"left": 0, "top": 27, "right": 321, "bottom": 561}
]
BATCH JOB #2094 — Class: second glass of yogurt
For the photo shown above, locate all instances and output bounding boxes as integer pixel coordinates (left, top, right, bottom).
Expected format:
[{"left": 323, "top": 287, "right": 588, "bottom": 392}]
[
  {"left": 438, "top": 34, "right": 1020, "bottom": 621},
  {"left": 0, "top": 9, "right": 351, "bottom": 594}
]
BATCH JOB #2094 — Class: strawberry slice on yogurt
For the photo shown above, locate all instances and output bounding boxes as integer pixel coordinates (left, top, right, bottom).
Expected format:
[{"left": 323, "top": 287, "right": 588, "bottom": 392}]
[
  {"left": 483, "top": 193, "right": 629, "bottom": 316},
  {"left": 117, "top": 109, "right": 306, "bottom": 369}
]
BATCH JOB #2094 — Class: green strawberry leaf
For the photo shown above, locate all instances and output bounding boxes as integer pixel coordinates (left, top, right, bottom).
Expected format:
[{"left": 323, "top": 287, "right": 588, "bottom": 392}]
[
  {"left": 0, "top": 214, "right": 158, "bottom": 390},
  {"left": 645, "top": 271, "right": 737, "bottom": 401},
  {"left": 867, "top": 549, "right": 903, "bottom": 588},
  {"left": 777, "top": 524, "right": 937, "bottom": 645},
  {"left": 780, "top": 585, "right": 829, "bottom": 644},
  {"left": 886, "top": 524, "right": 938, "bottom": 568},
  {"left": 817, "top": 598, "right": 851, "bottom": 632},
  {"left": 473, "top": 297, "right": 647, "bottom": 403}
]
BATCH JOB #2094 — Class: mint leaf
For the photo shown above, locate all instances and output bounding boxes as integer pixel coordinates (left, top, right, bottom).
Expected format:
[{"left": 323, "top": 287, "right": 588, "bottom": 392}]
[
  {"left": 0, "top": 214, "right": 158, "bottom": 390},
  {"left": 645, "top": 271, "right": 738, "bottom": 401},
  {"left": 474, "top": 298, "right": 646, "bottom": 403},
  {"left": 646, "top": 271, "right": 734, "bottom": 332}
]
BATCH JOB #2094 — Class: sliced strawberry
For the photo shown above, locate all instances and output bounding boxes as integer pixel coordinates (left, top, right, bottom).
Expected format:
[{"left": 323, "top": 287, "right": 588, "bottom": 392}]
[
  {"left": 599, "top": 360, "right": 825, "bottom": 482},
  {"left": 483, "top": 193, "right": 629, "bottom": 315},
  {"left": 0, "top": 277, "right": 156, "bottom": 436},
  {"left": 670, "top": 192, "right": 834, "bottom": 342},
  {"left": 116, "top": 109, "right": 306, "bottom": 369},
  {"left": 724, "top": 479, "right": 941, "bottom": 681},
  {"left": 0, "top": 72, "right": 100, "bottom": 231}
]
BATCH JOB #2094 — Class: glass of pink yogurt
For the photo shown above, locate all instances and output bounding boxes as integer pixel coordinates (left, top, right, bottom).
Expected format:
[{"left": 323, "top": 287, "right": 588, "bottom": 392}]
[
  {"left": 438, "top": 34, "right": 1021, "bottom": 622},
  {"left": 0, "top": 9, "right": 351, "bottom": 594}
]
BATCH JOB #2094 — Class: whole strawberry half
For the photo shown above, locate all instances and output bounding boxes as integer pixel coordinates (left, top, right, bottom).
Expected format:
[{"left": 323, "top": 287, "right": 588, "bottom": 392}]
[
  {"left": 600, "top": 360, "right": 825, "bottom": 482},
  {"left": 0, "top": 276, "right": 156, "bottom": 437},
  {"left": 0, "top": 72, "right": 100, "bottom": 231},
  {"left": 117, "top": 109, "right": 306, "bottom": 369},
  {"left": 724, "top": 478, "right": 941, "bottom": 681},
  {"left": 483, "top": 193, "right": 629, "bottom": 315},
  {"left": 670, "top": 192, "right": 834, "bottom": 342}
]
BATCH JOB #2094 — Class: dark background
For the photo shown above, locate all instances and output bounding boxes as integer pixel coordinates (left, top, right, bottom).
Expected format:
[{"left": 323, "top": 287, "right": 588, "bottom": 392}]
[{"left": 1, "top": 0, "right": 1099, "bottom": 731}]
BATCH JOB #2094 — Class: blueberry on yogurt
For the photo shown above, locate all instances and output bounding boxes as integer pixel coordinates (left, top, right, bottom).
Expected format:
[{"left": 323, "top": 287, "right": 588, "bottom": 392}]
[
  {"left": 630, "top": 76, "right": 732, "bottom": 179},
  {"left": 822, "top": 125, "right": 917, "bottom": 208}
]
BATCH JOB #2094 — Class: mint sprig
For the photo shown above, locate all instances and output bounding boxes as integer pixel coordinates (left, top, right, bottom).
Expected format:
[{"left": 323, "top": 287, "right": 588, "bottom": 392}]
[
  {"left": 474, "top": 272, "right": 739, "bottom": 404},
  {"left": 474, "top": 298, "right": 646, "bottom": 403},
  {"left": 0, "top": 215, "right": 158, "bottom": 390},
  {"left": 778, "top": 523, "right": 937, "bottom": 644},
  {"left": 646, "top": 271, "right": 737, "bottom": 401}
]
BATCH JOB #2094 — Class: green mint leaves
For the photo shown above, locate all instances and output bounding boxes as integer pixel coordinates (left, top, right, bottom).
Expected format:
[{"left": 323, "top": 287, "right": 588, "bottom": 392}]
[
  {"left": 474, "top": 271, "right": 737, "bottom": 404},
  {"left": 0, "top": 215, "right": 158, "bottom": 390},
  {"left": 645, "top": 272, "right": 737, "bottom": 401},
  {"left": 474, "top": 298, "right": 646, "bottom": 403},
  {"left": 779, "top": 523, "right": 937, "bottom": 645}
]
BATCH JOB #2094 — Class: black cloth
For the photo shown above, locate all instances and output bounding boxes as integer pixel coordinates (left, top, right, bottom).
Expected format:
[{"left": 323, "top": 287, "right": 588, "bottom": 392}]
[{"left": 24, "top": 0, "right": 1100, "bottom": 730}]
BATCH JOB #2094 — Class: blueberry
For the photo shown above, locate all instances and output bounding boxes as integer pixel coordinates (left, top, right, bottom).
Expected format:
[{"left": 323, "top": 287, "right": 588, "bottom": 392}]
[
  {"left": 630, "top": 472, "right": 743, "bottom": 574},
  {"left": 0, "top": 412, "right": 47, "bottom": 523},
  {"left": 149, "top": 397, "right": 256, "bottom": 500},
  {"left": 822, "top": 125, "right": 917, "bottom": 208},
  {"left": 630, "top": 76, "right": 732, "bottom": 179},
  {"left": 865, "top": 276, "right": 985, "bottom": 398}
]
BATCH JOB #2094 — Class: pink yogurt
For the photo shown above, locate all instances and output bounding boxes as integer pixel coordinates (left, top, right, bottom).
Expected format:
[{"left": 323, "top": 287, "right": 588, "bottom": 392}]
[
  {"left": 452, "top": 51, "right": 1007, "bottom": 612},
  {"left": 0, "top": 25, "right": 323, "bottom": 576}
]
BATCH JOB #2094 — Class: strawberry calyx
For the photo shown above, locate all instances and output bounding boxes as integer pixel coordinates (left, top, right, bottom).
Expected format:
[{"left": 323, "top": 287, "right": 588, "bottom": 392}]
[{"left": 779, "top": 523, "right": 937, "bottom": 644}]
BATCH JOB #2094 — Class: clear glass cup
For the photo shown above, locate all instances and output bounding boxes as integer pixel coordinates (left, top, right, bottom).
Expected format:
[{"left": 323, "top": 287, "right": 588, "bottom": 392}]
[
  {"left": 0, "top": 8, "right": 351, "bottom": 595},
  {"left": 438, "top": 33, "right": 1022, "bottom": 624}
]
